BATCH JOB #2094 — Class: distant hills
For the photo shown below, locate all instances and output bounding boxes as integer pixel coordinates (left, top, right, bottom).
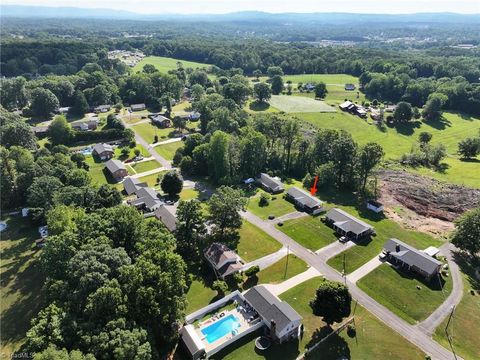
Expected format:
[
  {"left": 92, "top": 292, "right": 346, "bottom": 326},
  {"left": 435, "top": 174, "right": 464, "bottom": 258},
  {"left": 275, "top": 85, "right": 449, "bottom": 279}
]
[{"left": 1, "top": 5, "right": 480, "bottom": 24}]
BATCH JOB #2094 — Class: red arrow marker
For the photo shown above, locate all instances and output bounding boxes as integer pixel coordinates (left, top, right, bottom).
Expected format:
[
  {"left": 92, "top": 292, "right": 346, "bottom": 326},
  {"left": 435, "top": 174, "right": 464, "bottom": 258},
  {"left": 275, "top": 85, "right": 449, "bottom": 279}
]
[{"left": 310, "top": 175, "right": 319, "bottom": 196}]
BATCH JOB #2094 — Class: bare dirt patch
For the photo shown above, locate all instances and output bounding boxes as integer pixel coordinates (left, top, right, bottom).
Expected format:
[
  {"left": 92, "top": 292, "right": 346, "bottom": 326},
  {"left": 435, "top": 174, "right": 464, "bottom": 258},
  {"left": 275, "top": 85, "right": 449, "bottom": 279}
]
[{"left": 377, "top": 169, "right": 480, "bottom": 236}]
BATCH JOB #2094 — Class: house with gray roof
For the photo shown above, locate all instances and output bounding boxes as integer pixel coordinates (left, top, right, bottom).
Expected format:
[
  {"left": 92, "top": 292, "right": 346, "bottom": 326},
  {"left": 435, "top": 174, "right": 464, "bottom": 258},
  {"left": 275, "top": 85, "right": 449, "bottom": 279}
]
[
  {"left": 92, "top": 143, "right": 114, "bottom": 160},
  {"left": 122, "top": 177, "right": 148, "bottom": 195},
  {"left": 94, "top": 104, "right": 111, "bottom": 113},
  {"left": 204, "top": 243, "right": 243, "bottom": 279},
  {"left": 256, "top": 173, "right": 284, "bottom": 193},
  {"left": 105, "top": 159, "right": 127, "bottom": 180},
  {"left": 286, "top": 187, "right": 323, "bottom": 214},
  {"left": 325, "top": 208, "right": 373, "bottom": 240},
  {"left": 154, "top": 205, "right": 177, "bottom": 232},
  {"left": 244, "top": 285, "right": 302, "bottom": 343},
  {"left": 129, "top": 187, "right": 163, "bottom": 212},
  {"left": 130, "top": 103, "right": 146, "bottom": 112},
  {"left": 383, "top": 238, "right": 442, "bottom": 279}
]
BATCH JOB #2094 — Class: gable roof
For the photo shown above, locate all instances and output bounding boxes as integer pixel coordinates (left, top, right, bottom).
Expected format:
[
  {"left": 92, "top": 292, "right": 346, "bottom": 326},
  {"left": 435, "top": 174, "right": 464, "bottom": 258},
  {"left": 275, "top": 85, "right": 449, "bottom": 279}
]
[
  {"left": 204, "top": 243, "right": 238, "bottom": 267},
  {"left": 130, "top": 187, "right": 162, "bottom": 210},
  {"left": 123, "top": 177, "right": 148, "bottom": 195},
  {"left": 287, "top": 187, "right": 322, "bottom": 209},
  {"left": 105, "top": 159, "right": 126, "bottom": 174},
  {"left": 244, "top": 285, "right": 302, "bottom": 334},
  {"left": 384, "top": 238, "right": 442, "bottom": 276},
  {"left": 131, "top": 103, "right": 146, "bottom": 110},
  {"left": 257, "top": 173, "right": 284, "bottom": 192},
  {"left": 92, "top": 143, "right": 113, "bottom": 155},
  {"left": 325, "top": 208, "right": 373, "bottom": 235},
  {"left": 154, "top": 205, "right": 177, "bottom": 232}
]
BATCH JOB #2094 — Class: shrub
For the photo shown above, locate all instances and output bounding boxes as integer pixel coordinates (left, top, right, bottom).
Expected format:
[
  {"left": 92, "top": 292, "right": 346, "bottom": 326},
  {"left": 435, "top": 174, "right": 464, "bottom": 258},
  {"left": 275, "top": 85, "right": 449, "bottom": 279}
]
[
  {"left": 259, "top": 193, "right": 270, "bottom": 207},
  {"left": 212, "top": 280, "right": 228, "bottom": 296},
  {"left": 232, "top": 272, "right": 244, "bottom": 284},
  {"left": 347, "top": 324, "right": 356, "bottom": 338},
  {"left": 244, "top": 265, "right": 260, "bottom": 278}
]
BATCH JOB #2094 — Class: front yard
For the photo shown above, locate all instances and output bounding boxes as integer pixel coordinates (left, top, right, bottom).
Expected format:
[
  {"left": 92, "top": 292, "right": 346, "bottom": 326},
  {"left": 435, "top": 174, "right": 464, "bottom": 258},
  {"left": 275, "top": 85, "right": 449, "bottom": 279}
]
[
  {"left": 154, "top": 141, "right": 184, "bottom": 161},
  {"left": 130, "top": 159, "right": 161, "bottom": 173},
  {"left": 237, "top": 221, "right": 282, "bottom": 262},
  {"left": 277, "top": 216, "right": 337, "bottom": 251},
  {"left": 358, "top": 263, "right": 452, "bottom": 324},
  {"left": 247, "top": 190, "right": 296, "bottom": 220}
]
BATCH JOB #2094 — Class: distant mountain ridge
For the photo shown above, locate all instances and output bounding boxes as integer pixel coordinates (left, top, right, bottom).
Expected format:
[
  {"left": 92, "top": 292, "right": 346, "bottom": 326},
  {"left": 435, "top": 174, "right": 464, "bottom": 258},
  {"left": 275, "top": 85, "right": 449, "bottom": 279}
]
[{"left": 1, "top": 5, "right": 479, "bottom": 24}]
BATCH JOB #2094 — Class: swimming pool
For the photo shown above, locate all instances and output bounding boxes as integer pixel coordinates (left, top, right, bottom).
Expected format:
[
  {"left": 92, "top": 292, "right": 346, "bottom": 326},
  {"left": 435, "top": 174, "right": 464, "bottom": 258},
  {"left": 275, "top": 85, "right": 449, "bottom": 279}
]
[{"left": 201, "top": 314, "right": 241, "bottom": 344}]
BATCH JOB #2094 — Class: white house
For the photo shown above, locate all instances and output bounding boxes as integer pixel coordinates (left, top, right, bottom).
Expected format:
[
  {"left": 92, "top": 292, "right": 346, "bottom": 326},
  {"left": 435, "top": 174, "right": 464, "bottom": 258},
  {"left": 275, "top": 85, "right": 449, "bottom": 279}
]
[{"left": 367, "top": 199, "right": 384, "bottom": 213}]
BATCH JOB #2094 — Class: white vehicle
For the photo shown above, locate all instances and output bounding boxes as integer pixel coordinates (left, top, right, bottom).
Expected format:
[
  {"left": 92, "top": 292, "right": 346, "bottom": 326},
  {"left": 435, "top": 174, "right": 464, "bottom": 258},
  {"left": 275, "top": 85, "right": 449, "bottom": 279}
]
[{"left": 339, "top": 236, "right": 348, "bottom": 243}]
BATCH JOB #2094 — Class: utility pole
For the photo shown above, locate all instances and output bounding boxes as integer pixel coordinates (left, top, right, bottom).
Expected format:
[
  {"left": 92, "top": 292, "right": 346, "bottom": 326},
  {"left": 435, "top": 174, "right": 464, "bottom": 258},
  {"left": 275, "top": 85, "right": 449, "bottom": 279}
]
[
  {"left": 283, "top": 245, "right": 290, "bottom": 279},
  {"left": 342, "top": 253, "right": 347, "bottom": 285},
  {"left": 444, "top": 305, "right": 458, "bottom": 360}
]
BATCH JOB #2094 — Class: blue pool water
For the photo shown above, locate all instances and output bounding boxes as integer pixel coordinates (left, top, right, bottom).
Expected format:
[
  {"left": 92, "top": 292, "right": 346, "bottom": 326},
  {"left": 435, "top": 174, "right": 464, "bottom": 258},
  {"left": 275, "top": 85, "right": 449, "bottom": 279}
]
[{"left": 201, "top": 314, "right": 240, "bottom": 344}]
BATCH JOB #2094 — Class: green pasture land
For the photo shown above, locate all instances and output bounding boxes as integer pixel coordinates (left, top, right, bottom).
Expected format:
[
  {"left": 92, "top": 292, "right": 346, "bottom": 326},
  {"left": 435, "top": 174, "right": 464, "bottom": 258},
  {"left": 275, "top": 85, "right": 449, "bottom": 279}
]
[
  {"left": 237, "top": 221, "right": 282, "bottom": 262},
  {"left": 154, "top": 141, "right": 184, "bottom": 161},
  {"left": 433, "top": 255, "right": 480, "bottom": 360},
  {"left": 293, "top": 85, "right": 366, "bottom": 105},
  {"left": 215, "top": 277, "right": 424, "bottom": 360},
  {"left": 130, "top": 159, "right": 161, "bottom": 174},
  {"left": 246, "top": 190, "right": 296, "bottom": 220},
  {"left": 277, "top": 216, "right": 337, "bottom": 251},
  {"left": 269, "top": 95, "right": 336, "bottom": 113},
  {"left": 358, "top": 264, "right": 452, "bottom": 324},
  {"left": 298, "top": 111, "right": 480, "bottom": 188},
  {"left": 0, "top": 216, "right": 45, "bottom": 356},
  {"left": 253, "top": 74, "right": 359, "bottom": 86},
  {"left": 133, "top": 56, "right": 214, "bottom": 75}
]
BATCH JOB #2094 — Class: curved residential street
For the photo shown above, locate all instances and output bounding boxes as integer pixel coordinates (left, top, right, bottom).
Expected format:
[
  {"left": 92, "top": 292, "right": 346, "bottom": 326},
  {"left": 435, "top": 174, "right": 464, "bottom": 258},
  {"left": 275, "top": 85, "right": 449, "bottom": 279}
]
[{"left": 241, "top": 210, "right": 464, "bottom": 360}]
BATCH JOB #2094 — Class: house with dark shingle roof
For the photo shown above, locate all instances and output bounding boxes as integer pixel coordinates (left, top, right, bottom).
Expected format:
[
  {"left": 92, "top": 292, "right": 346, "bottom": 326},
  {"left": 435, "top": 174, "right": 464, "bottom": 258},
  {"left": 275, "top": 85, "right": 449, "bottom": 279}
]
[
  {"left": 129, "top": 187, "right": 163, "bottom": 212},
  {"left": 345, "top": 83, "right": 356, "bottom": 91},
  {"left": 325, "top": 208, "right": 373, "bottom": 240},
  {"left": 286, "top": 187, "right": 323, "bottom": 214},
  {"left": 383, "top": 238, "right": 442, "bottom": 279},
  {"left": 105, "top": 159, "right": 128, "bottom": 180},
  {"left": 244, "top": 285, "right": 302, "bottom": 343},
  {"left": 92, "top": 143, "right": 114, "bottom": 160},
  {"left": 256, "top": 173, "right": 284, "bottom": 194},
  {"left": 122, "top": 177, "right": 148, "bottom": 195},
  {"left": 130, "top": 103, "right": 146, "bottom": 112},
  {"left": 204, "top": 243, "right": 243, "bottom": 279},
  {"left": 154, "top": 205, "right": 177, "bottom": 232}
]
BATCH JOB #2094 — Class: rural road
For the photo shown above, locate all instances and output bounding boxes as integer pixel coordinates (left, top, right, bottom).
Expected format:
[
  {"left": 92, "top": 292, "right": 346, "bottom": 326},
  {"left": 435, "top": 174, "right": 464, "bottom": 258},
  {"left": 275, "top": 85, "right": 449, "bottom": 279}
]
[
  {"left": 417, "top": 243, "right": 464, "bottom": 335},
  {"left": 241, "top": 210, "right": 462, "bottom": 360}
]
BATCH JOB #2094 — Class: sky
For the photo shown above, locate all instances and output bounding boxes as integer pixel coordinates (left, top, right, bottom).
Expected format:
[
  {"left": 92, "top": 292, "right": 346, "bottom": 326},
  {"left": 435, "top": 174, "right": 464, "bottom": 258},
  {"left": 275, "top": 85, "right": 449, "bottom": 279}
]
[{"left": 3, "top": 0, "right": 480, "bottom": 14}]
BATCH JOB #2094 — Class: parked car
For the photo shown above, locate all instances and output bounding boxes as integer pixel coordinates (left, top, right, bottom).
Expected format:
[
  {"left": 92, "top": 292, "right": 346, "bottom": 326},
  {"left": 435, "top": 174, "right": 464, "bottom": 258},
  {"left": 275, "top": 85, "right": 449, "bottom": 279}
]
[{"left": 339, "top": 236, "right": 348, "bottom": 243}]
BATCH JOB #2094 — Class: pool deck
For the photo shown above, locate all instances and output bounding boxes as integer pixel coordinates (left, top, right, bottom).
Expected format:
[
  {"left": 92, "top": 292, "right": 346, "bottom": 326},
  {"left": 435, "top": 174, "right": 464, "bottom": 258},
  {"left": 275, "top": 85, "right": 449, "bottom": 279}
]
[{"left": 196, "top": 307, "right": 260, "bottom": 353}]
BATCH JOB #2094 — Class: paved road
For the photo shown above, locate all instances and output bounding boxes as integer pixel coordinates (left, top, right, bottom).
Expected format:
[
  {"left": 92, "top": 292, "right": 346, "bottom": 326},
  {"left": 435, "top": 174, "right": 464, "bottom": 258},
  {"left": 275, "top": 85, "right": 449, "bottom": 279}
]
[
  {"left": 346, "top": 255, "right": 383, "bottom": 284},
  {"left": 241, "top": 210, "right": 461, "bottom": 360},
  {"left": 241, "top": 247, "right": 288, "bottom": 271},
  {"left": 417, "top": 243, "right": 464, "bottom": 336}
]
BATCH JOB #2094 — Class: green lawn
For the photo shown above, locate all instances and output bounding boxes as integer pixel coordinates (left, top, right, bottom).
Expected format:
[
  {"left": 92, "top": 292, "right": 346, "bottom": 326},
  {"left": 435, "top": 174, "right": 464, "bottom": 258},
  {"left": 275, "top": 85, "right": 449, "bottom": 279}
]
[
  {"left": 293, "top": 86, "right": 365, "bottom": 105},
  {"left": 179, "top": 188, "right": 200, "bottom": 201},
  {"left": 133, "top": 56, "right": 215, "bottom": 76},
  {"left": 237, "top": 220, "right": 282, "bottom": 262},
  {"left": 214, "top": 277, "right": 424, "bottom": 360},
  {"left": 433, "top": 255, "right": 480, "bottom": 360},
  {"left": 299, "top": 111, "right": 480, "bottom": 187},
  {"left": 245, "top": 99, "right": 280, "bottom": 114},
  {"left": 0, "top": 216, "right": 45, "bottom": 356},
  {"left": 114, "top": 144, "right": 149, "bottom": 160},
  {"left": 358, "top": 264, "right": 452, "bottom": 324},
  {"left": 185, "top": 279, "right": 219, "bottom": 314},
  {"left": 245, "top": 254, "right": 308, "bottom": 288},
  {"left": 277, "top": 216, "right": 337, "bottom": 251},
  {"left": 130, "top": 159, "right": 161, "bottom": 173},
  {"left": 85, "top": 156, "right": 133, "bottom": 186},
  {"left": 131, "top": 122, "right": 173, "bottom": 143},
  {"left": 247, "top": 190, "right": 296, "bottom": 220},
  {"left": 268, "top": 95, "right": 336, "bottom": 113},
  {"left": 154, "top": 141, "right": 184, "bottom": 161},
  {"left": 137, "top": 172, "right": 165, "bottom": 188}
]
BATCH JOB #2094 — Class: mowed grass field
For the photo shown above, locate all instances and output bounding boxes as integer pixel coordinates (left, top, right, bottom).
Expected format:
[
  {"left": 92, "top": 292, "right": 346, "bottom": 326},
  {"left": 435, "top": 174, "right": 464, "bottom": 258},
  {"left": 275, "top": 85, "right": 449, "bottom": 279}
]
[
  {"left": 236, "top": 221, "right": 282, "bottom": 262},
  {"left": 298, "top": 111, "right": 480, "bottom": 187},
  {"left": 358, "top": 264, "right": 452, "bottom": 324},
  {"left": 214, "top": 277, "right": 425, "bottom": 360},
  {"left": 133, "top": 56, "right": 215, "bottom": 76},
  {"left": 154, "top": 141, "right": 184, "bottom": 161},
  {"left": 254, "top": 74, "right": 359, "bottom": 85},
  {"left": 277, "top": 216, "right": 337, "bottom": 251},
  {"left": 247, "top": 190, "right": 296, "bottom": 219},
  {"left": 1, "top": 217, "right": 45, "bottom": 356},
  {"left": 269, "top": 95, "right": 336, "bottom": 113}
]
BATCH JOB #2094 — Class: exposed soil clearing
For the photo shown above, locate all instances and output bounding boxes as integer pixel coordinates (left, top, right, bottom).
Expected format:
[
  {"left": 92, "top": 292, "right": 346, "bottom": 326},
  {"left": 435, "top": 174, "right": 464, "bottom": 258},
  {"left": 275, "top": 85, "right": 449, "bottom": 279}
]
[{"left": 377, "top": 169, "right": 480, "bottom": 236}]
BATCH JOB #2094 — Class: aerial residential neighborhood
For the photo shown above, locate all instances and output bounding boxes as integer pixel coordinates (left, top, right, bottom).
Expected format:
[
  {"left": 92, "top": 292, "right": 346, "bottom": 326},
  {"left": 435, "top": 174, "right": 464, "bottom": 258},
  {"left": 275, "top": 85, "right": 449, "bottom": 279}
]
[{"left": 1, "top": 2, "right": 479, "bottom": 360}]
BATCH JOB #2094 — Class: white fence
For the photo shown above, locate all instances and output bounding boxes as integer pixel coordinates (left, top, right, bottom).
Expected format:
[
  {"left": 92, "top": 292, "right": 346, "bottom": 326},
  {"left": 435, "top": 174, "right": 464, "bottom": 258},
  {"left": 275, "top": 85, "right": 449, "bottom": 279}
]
[{"left": 185, "top": 290, "right": 242, "bottom": 324}]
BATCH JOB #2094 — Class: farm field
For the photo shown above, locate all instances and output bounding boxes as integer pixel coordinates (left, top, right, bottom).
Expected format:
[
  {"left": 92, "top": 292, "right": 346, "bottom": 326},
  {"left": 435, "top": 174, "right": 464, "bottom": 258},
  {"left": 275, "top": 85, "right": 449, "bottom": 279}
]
[
  {"left": 247, "top": 189, "right": 296, "bottom": 219},
  {"left": 277, "top": 215, "right": 337, "bottom": 251},
  {"left": 236, "top": 220, "right": 282, "bottom": 262},
  {"left": 214, "top": 277, "right": 425, "bottom": 360},
  {"left": 254, "top": 74, "right": 359, "bottom": 85},
  {"left": 293, "top": 85, "right": 366, "bottom": 104},
  {"left": 154, "top": 141, "right": 184, "bottom": 160},
  {"left": 0, "top": 217, "right": 45, "bottom": 356},
  {"left": 358, "top": 264, "right": 452, "bottom": 324},
  {"left": 133, "top": 56, "right": 214, "bottom": 75},
  {"left": 298, "top": 111, "right": 480, "bottom": 188},
  {"left": 269, "top": 95, "right": 336, "bottom": 113}
]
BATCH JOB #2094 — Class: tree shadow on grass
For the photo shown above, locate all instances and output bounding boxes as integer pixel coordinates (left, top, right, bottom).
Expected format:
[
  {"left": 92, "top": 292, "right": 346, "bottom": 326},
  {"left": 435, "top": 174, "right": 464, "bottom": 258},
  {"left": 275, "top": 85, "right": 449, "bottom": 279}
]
[
  {"left": 390, "top": 264, "right": 447, "bottom": 291},
  {"left": 422, "top": 116, "right": 452, "bottom": 130},
  {"left": 391, "top": 120, "right": 422, "bottom": 136},
  {"left": 452, "top": 251, "right": 480, "bottom": 290},
  {"left": 305, "top": 332, "right": 351, "bottom": 359},
  {"left": 249, "top": 101, "right": 271, "bottom": 112}
]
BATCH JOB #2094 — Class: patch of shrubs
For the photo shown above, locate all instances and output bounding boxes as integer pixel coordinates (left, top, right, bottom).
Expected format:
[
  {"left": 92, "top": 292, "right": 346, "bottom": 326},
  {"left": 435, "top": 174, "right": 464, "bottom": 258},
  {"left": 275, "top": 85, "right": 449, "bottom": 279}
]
[{"left": 259, "top": 193, "right": 270, "bottom": 207}]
